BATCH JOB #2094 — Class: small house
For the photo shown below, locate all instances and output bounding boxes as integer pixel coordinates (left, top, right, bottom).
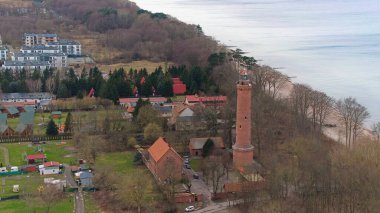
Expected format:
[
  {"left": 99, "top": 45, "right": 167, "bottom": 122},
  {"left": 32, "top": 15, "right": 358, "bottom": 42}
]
[
  {"left": 51, "top": 111, "right": 62, "bottom": 119},
  {"left": 6, "top": 106, "right": 19, "bottom": 118},
  {"left": 189, "top": 137, "right": 225, "bottom": 157},
  {"left": 40, "top": 161, "right": 60, "bottom": 175},
  {"left": 75, "top": 171, "right": 94, "bottom": 187},
  {"left": 26, "top": 154, "right": 46, "bottom": 164},
  {"left": 0, "top": 113, "right": 15, "bottom": 136}
]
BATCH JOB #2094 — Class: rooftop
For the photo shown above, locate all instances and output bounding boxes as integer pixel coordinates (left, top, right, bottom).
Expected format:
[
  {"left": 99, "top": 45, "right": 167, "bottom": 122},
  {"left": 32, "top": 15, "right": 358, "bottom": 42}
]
[
  {"left": 189, "top": 137, "right": 225, "bottom": 150},
  {"left": 186, "top": 95, "right": 227, "bottom": 103},
  {"left": 47, "top": 39, "right": 80, "bottom": 45},
  {"left": 26, "top": 154, "right": 46, "bottom": 160},
  {"left": 24, "top": 33, "right": 57, "bottom": 37},
  {"left": 43, "top": 161, "right": 60, "bottom": 167},
  {"left": 119, "top": 97, "right": 167, "bottom": 103},
  {"left": 1, "top": 92, "right": 55, "bottom": 100},
  {"left": 21, "top": 44, "right": 60, "bottom": 51},
  {"left": 14, "top": 52, "right": 67, "bottom": 57}
]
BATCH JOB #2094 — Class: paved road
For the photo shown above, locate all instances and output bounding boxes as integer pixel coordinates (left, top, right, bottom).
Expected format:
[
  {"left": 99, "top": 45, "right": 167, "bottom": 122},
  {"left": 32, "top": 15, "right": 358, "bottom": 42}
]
[{"left": 64, "top": 164, "right": 84, "bottom": 213}]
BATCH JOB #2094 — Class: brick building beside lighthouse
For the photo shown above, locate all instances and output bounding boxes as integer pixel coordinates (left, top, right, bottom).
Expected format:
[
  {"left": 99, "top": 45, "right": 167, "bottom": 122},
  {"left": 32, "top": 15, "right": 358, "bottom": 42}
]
[{"left": 233, "top": 70, "right": 254, "bottom": 170}]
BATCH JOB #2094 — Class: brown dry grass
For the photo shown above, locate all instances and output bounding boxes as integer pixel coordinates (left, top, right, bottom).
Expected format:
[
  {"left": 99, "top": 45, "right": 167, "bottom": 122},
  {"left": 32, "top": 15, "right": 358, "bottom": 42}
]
[{"left": 97, "top": 60, "right": 175, "bottom": 73}]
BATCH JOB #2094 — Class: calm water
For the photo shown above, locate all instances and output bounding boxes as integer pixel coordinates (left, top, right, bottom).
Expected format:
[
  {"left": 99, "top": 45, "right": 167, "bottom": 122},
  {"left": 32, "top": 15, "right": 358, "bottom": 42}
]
[{"left": 133, "top": 0, "right": 380, "bottom": 126}]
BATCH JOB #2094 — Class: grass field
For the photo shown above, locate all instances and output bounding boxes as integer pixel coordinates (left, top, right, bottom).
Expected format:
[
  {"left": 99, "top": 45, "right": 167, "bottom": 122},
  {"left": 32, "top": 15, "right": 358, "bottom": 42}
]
[
  {"left": 190, "top": 158, "right": 202, "bottom": 172},
  {"left": 0, "top": 141, "right": 76, "bottom": 166},
  {"left": 0, "top": 195, "right": 74, "bottom": 213}
]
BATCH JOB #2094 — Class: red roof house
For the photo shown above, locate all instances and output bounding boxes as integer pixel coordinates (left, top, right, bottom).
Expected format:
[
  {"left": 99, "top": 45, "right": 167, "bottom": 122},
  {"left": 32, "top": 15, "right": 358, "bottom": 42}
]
[
  {"left": 172, "top": 78, "right": 187, "bottom": 95},
  {"left": 26, "top": 154, "right": 46, "bottom": 164},
  {"left": 146, "top": 137, "right": 183, "bottom": 182}
]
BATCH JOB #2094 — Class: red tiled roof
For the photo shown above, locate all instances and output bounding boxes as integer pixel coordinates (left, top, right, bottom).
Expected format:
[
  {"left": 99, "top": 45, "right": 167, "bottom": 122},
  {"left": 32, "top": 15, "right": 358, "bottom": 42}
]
[
  {"left": 173, "top": 84, "right": 186, "bottom": 95},
  {"left": 119, "top": 97, "right": 167, "bottom": 103},
  {"left": 186, "top": 95, "right": 200, "bottom": 103},
  {"left": 43, "top": 161, "right": 60, "bottom": 167},
  {"left": 26, "top": 154, "right": 46, "bottom": 160},
  {"left": 148, "top": 137, "right": 170, "bottom": 162}
]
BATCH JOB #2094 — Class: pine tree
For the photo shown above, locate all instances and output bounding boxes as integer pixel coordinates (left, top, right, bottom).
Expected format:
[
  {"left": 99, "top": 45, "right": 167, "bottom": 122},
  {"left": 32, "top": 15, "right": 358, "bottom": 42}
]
[
  {"left": 64, "top": 112, "right": 73, "bottom": 133},
  {"left": 46, "top": 119, "right": 58, "bottom": 136}
]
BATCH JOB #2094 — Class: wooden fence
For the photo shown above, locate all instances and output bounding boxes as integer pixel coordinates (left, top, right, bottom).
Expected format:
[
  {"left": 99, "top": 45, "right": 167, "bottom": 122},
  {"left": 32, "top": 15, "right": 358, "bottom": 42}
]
[{"left": 0, "top": 134, "right": 72, "bottom": 143}]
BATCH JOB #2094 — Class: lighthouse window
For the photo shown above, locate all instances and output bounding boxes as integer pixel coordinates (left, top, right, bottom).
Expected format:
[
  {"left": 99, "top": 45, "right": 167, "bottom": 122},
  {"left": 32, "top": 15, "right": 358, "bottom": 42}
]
[
  {"left": 245, "top": 116, "right": 247, "bottom": 119},
  {"left": 239, "top": 125, "right": 242, "bottom": 129}
]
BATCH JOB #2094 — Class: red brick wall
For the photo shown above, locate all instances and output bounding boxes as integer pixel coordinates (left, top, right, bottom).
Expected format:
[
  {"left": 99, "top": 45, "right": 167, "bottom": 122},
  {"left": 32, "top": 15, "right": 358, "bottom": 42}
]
[
  {"left": 149, "top": 149, "right": 183, "bottom": 182},
  {"left": 233, "top": 82, "right": 254, "bottom": 169}
]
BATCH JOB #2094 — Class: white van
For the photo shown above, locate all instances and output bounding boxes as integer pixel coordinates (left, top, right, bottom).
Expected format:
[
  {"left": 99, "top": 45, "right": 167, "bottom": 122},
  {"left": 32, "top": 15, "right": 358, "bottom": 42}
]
[
  {"left": 0, "top": 167, "right": 8, "bottom": 173},
  {"left": 11, "top": 166, "right": 18, "bottom": 172}
]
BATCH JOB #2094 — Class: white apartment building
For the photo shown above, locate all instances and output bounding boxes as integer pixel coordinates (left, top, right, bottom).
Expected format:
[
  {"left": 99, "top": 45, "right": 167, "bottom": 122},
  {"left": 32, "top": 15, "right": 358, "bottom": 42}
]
[
  {"left": 24, "top": 33, "right": 58, "bottom": 46},
  {"left": 47, "top": 39, "right": 81, "bottom": 56},
  {"left": 20, "top": 44, "right": 60, "bottom": 54},
  {"left": 13, "top": 52, "right": 67, "bottom": 68},
  {"left": 0, "top": 46, "right": 7, "bottom": 61},
  {"left": 3, "top": 61, "right": 50, "bottom": 70}
]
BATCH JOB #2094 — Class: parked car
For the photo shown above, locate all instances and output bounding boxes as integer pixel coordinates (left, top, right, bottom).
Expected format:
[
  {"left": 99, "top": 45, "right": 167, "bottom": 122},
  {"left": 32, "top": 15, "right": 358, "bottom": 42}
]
[
  {"left": 184, "top": 159, "right": 189, "bottom": 164},
  {"left": 185, "top": 164, "right": 191, "bottom": 169},
  {"left": 193, "top": 173, "right": 199, "bottom": 179},
  {"left": 185, "top": 206, "right": 195, "bottom": 212}
]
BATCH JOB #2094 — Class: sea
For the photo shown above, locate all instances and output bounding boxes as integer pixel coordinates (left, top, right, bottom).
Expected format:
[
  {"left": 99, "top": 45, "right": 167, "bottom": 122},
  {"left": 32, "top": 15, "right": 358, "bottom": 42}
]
[{"left": 132, "top": 0, "right": 380, "bottom": 126}]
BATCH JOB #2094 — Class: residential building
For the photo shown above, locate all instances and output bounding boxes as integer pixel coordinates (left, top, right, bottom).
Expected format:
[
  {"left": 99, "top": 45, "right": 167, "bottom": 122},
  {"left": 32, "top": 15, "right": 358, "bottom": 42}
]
[
  {"left": 119, "top": 97, "right": 167, "bottom": 108},
  {"left": 1, "top": 92, "right": 55, "bottom": 103},
  {"left": 46, "top": 39, "right": 81, "bottom": 56},
  {"left": 15, "top": 111, "right": 34, "bottom": 136},
  {"left": 2, "top": 60, "right": 50, "bottom": 70},
  {"left": 0, "top": 46, "right": 8, "bottom": 61},
  {"left": 24, "top": 33, "right": 58, "bottom": 46},
  {"left": 13, "top": 52, "right": 67, "bottom": 68},
  {"left": 0, "top": 113, "right": 15, "bottom": 136},
  {"left": 39, "top": 161, "right": 61, "bottom": 175},
  {"left": 26, "top": 154, "right": 46, "bottom": 164},
  {"left": 153, "top": 105, "right": 173, "bottom": 118},
  {"left": 175, "top": 108, "right": 205, "bottom": 131},
  {"left": 20, "top": 44, "right": 60, "bottom": 54},
  {"left": 145, "top": 137, "right": 183, "bottom": 182},
  {"left": 189, "top": 137, "right": 225, "bottom": 157},
  {"left": 4, "top": 106, "right": 19, "bottom": 118}
]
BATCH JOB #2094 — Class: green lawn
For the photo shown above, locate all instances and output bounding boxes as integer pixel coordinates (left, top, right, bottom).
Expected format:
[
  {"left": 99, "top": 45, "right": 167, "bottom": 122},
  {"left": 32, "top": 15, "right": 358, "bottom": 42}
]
[
  {"left": 190, "top": 158, "right": 202, "bottom": 172},
  {"left": 0, "top": 141, "right": 76, "bottom": 166},
  {"left": 0, "top": 195, "right": 73, "bottom": 213},
  {"left": 95, "top": 152, "right": 135, "bottom": 173}
]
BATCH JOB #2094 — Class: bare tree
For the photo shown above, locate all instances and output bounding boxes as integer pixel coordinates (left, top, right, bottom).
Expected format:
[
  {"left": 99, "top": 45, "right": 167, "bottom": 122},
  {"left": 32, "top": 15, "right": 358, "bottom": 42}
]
[
  {"left": 310, "top": 91, "right": 333, "bottom": 133},
  {"left": 372, "top": 122, "right": 380, "bottom": 141},
  {"left": 39, "top": 184, "right": 66, "bottom": 213},
  {"left": 118, "top": 170, "right": 152, "bottom": 213},
  {"left": 290, "top": 84, "right": 313, "bottom": 133},
  {"left": 336, "top": 97, "right": 370, "bottom": 147},
  {"left": 45, "top": 76, "right": 56, "bottom": 93}
]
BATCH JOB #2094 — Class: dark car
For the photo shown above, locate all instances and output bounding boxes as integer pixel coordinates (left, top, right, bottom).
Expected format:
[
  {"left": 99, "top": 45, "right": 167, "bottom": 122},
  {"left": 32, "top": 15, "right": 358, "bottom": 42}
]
[
  {"left": 185, "top": 164, "right": 191, "bottom": 169},
  {"left": 193, "top": 173, "right": 199, "bottom": 179}
]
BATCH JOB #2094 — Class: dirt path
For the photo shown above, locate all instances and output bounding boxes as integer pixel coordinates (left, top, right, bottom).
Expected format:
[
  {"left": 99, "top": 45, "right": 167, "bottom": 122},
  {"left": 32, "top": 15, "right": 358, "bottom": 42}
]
[{"left": 0, "top": 146, "right": 10, "bottom": 166}]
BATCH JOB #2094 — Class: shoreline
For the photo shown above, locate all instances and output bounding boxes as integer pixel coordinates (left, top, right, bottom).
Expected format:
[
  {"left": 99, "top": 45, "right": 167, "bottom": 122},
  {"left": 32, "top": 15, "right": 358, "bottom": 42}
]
[{"left": 132, "top": 0, "right": 380, "bottom": 127}]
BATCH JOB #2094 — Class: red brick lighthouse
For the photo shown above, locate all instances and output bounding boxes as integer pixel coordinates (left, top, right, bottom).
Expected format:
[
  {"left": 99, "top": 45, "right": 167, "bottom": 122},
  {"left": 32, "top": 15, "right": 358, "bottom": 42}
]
[{"left": 233, "top": 70, "right": 254, "bottom": 170}]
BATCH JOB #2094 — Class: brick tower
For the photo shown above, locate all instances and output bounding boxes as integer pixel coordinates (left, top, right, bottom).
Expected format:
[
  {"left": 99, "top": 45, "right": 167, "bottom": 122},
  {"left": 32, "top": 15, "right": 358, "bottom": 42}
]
[{"left": 233, "top": 70, "right": 254, "bottom": 170}]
